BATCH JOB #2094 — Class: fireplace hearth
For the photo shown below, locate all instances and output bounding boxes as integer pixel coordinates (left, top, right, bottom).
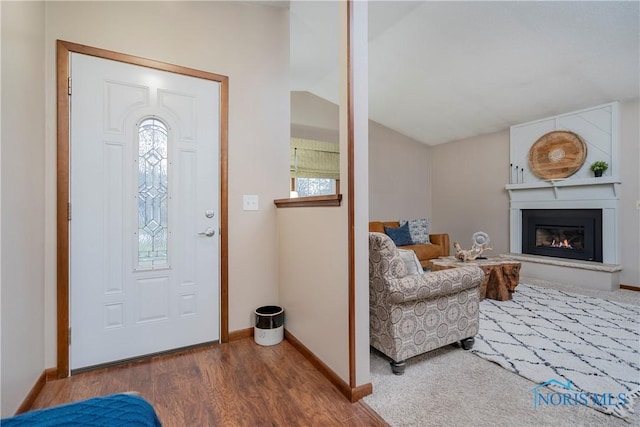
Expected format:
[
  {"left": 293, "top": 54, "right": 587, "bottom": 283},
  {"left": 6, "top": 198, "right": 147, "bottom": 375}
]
[{"left": 522, "top": 209, "right": 602, "bottom": 262}]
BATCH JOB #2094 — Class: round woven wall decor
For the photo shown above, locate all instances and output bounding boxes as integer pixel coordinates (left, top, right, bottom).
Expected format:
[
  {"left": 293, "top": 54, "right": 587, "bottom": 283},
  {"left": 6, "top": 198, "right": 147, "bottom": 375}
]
[{"left": 528, "top": 131, "right": 587, "bottom": 179}]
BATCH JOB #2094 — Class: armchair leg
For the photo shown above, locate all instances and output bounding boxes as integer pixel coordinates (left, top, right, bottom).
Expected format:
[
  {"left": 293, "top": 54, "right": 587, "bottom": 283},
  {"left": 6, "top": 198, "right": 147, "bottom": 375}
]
[
  {"left": 390, "top": 360, "right": 406, "bottom": 375},
  {"left": 460, "top": 337, "right": 475, "bottom": 350}
]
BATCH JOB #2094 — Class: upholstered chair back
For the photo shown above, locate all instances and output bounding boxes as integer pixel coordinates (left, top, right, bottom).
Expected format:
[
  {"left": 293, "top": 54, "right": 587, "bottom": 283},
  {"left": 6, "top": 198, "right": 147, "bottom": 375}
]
[{"left": 369, "top": 232, "right": 407, "bottom": 283}]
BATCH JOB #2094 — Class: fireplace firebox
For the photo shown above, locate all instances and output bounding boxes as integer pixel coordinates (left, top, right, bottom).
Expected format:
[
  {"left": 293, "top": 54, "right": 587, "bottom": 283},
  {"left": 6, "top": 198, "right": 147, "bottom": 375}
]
[{"left": 522, "top": 209, "right": 602, "bottom": 262}]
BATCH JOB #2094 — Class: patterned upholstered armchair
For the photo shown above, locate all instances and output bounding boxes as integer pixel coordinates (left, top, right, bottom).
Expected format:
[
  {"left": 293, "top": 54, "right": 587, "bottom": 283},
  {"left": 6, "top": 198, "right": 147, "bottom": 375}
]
[{"left": 369, "top": 232, "right": 484, "bottom": 374}]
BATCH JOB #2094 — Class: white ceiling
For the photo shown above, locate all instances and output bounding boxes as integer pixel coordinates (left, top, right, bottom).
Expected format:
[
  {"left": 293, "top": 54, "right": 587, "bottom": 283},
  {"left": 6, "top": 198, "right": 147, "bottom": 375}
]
[{"left": 290, "top": 1, "right": 640, "bottom": 146}]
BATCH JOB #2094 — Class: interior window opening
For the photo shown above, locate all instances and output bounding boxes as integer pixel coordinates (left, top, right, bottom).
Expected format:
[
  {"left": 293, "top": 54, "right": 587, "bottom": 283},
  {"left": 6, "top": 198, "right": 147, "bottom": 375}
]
[{"left": 290, "top": 138, "right": 339, "bottom": 197}]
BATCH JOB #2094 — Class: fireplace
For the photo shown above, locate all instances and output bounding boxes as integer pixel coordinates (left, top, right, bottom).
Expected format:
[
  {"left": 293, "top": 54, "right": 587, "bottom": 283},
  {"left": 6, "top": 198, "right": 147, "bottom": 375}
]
[{"left": 521, "top": 209, "right": 603, "bottom": 262}]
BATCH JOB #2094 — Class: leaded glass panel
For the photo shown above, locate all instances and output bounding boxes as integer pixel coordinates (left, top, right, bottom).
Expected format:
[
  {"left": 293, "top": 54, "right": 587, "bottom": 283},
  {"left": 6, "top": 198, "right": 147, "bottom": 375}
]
[
  {"left": 137, "top": 118, "right": 169, "bottom": 268},
  {"left": 296, "top": 178, "right": 335, "bottom": 197}
]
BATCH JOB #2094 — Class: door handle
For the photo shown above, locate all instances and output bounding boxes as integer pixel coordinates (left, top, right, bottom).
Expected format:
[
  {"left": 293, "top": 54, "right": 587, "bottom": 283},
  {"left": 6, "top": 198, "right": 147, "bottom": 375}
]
[{"left": 198, "top": 227, "right": 215, "bottom": 237}]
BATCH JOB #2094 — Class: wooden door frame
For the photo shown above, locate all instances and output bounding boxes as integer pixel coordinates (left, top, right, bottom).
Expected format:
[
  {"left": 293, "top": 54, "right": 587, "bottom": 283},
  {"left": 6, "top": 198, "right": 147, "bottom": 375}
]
[{"left": 56, "top": 40, "right": 229, "bottom": 378}]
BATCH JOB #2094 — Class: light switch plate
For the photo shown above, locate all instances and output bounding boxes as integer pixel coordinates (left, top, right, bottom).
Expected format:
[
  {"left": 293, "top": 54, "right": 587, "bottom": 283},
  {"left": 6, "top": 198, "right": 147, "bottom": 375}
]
[{"left": 243, "top": 195, "right": 259, "bottom": 211}]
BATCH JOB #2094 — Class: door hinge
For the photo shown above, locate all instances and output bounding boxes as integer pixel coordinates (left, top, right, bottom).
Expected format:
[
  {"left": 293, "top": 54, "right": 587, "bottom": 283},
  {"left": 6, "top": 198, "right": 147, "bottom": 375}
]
[
  {"left": 68, "top": 328, "right": 71, "bottom": 345},
  {"left": 68, "top": 77, "right": 72, "bottom": 96},
  {"left": 67, "top": 202, "right": 72, "bottom": 221}
]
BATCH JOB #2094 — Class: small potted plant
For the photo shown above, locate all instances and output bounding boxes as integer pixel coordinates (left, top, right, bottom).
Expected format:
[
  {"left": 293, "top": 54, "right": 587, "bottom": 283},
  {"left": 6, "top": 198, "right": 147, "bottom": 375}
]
[{"left": 590, "top": 160, "right": 609, "bottom": 177}]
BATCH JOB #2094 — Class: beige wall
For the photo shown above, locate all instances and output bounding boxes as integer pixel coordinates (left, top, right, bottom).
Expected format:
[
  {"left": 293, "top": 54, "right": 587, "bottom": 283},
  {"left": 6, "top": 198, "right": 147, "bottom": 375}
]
[
  {"left": 430, "top": 100, "right": 640, "bottom": 286},
  {"left": 291, "top": 91, "right": 339, "bottom": 142},
  {"left": 431, "top": 130, "right": 511, "bottom": 256},
  {"left": 42, "top": 1, "right": 290, "bottom": 366},
  {"left": 276, "top": 208, "right": 349, "bottom": 380},
  {"left": 369, "top": 122, "right": 432, "bottom": 221},
  {"left": 1, "top": 1, "right": 47, "bottom": 416}
]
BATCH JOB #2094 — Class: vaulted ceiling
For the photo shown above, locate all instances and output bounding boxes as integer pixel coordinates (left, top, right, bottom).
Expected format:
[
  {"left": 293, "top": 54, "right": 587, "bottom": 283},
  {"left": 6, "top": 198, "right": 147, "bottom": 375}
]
[{"left": 290, "top": 1, "right": 640, "bottom": 146}]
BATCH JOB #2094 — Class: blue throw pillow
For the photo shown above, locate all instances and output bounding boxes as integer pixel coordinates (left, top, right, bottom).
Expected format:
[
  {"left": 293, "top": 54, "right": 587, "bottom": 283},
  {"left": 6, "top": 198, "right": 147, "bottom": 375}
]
[{"left": 384, "top": 222, "right": 414, "bottom": 246}]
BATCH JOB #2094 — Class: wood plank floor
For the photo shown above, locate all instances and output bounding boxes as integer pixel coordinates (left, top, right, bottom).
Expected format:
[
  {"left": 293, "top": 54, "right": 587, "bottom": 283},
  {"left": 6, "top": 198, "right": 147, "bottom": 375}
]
[{"left": 30, "top": 338, "right": 388, "bottom": 426}]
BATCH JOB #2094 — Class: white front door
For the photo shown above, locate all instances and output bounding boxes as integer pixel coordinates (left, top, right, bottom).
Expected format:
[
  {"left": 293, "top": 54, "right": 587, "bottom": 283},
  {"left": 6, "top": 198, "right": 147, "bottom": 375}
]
[{"left": 69, "top": 53, "right": 220, "bottom": 370}]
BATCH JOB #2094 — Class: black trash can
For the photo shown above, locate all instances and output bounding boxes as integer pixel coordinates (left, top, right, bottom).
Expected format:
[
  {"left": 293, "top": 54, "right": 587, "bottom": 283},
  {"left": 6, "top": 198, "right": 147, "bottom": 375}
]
[{"left": 254, "top": 305, "right": 284, "bottom": 346}]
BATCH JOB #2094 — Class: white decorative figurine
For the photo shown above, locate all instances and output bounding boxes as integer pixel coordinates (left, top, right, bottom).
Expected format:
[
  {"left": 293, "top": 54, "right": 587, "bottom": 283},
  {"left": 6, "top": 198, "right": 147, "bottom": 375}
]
[{"left": 454, "top": 232, "right": 493, "bottom": 262}]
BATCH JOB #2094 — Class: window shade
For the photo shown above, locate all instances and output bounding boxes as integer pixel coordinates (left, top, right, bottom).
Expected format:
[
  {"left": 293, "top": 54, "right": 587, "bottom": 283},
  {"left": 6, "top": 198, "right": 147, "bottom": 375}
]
[{"left": 290, "top": 138, "right": 339, "bottom": 180}]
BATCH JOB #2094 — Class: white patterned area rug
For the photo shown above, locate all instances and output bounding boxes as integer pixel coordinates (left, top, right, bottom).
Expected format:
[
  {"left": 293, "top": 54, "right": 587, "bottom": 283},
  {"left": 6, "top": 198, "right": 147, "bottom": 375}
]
[{"left": 471, "top": 284, "right": 640, "bottom": 419}]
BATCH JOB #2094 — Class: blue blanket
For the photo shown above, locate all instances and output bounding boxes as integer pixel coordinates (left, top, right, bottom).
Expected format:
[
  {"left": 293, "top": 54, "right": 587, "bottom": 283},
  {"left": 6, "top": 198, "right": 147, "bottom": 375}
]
[{"left": 2, "top": 393, "right": 162, "bottom": 426}]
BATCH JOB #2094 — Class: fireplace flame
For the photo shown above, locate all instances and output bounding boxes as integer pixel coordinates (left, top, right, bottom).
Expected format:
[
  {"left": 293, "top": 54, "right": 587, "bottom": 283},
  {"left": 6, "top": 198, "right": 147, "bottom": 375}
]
[{"left": 550, "top": 239, "right": 573, "bottom": 249}]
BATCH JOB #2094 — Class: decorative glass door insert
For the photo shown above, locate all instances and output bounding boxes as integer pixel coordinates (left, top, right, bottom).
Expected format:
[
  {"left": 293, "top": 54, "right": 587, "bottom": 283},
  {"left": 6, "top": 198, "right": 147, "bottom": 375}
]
[{"left": 136, "top": 117, "right": 169, "bottom": 269}]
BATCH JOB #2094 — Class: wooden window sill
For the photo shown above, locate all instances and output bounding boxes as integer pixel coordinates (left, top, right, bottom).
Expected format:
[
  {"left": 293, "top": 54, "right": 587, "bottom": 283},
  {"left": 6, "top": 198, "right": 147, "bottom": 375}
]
[{"left": 274, "top": 194, "right": 342, "bottom": 208}]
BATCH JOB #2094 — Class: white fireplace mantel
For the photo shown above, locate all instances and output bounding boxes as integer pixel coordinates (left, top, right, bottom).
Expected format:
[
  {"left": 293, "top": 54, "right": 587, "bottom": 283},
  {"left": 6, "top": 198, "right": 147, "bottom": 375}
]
[
  {"left": 507, "top": 179, "right": 620, "bottom": 264},
  {"left": 506, "top": 177, "right": 621, "bottom": 201}
]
